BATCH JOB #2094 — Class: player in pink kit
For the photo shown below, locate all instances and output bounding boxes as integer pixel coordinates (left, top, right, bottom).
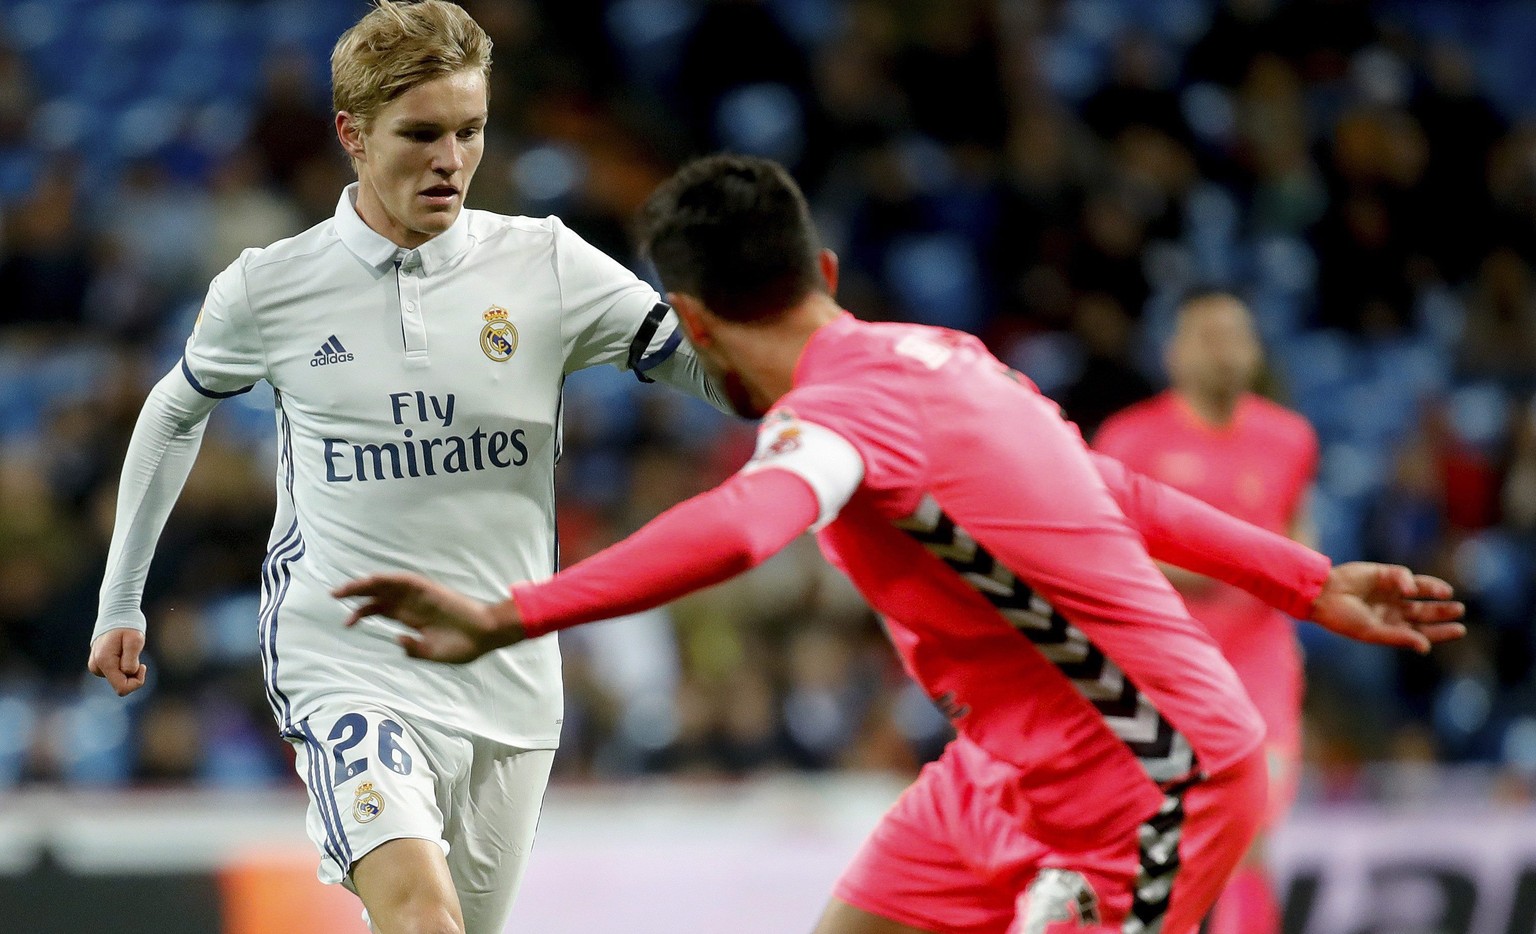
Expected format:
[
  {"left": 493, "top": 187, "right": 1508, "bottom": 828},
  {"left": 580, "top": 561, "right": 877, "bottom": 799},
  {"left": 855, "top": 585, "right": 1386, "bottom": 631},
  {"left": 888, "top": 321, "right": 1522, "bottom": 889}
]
[
  {"left": 334, "top": 157, "right": 1464, "bottom": 934},
  {"left": 1095, "top": 294, "right": 1316, "bottom": 934}
]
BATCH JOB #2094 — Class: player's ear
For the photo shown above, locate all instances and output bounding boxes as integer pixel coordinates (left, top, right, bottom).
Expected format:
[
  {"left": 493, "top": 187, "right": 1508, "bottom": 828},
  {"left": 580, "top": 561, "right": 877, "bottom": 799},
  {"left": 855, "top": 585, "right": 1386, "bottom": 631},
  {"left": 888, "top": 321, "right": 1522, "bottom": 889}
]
[
  {"left": 336, "top": 112, "right": 367, "bottom": 161},
  {"left": 818, "top": 249, "right": 839, "bottom": 296},
  {"left": 667, "top": 292, "right": 713, "bottom": 348}
]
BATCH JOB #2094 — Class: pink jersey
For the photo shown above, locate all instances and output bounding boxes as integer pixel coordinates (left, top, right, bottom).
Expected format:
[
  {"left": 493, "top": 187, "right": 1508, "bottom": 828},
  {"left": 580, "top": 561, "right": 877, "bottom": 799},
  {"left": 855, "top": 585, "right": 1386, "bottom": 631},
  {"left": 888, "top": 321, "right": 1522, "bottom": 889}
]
[
  {"left": 1095, "top": 392, "right": 1318, "bottom": 758},
  {"left": 775, "top": 314, "right": 1267, "bottom": 848}
]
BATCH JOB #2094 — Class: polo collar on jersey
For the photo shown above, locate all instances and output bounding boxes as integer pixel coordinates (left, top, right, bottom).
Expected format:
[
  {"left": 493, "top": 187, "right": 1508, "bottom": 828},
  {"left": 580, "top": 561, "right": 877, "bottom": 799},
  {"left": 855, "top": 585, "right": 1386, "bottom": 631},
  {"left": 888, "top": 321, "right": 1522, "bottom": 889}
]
[{"left": 333, "top": 182, "right": 471, "bottom": 276}]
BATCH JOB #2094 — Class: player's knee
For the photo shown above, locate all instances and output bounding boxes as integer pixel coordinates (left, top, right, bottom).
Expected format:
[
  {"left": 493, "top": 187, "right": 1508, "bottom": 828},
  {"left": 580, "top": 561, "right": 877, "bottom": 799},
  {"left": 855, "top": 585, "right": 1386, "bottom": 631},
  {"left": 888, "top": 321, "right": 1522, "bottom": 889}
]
[{"left": 368, "top": 884, "right": 463, "bottom": 934}]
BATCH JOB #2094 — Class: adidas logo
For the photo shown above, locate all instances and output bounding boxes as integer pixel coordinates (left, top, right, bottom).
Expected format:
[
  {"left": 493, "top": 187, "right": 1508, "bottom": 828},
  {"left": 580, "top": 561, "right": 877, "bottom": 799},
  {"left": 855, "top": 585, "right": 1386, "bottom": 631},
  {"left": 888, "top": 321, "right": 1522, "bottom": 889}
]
[{"left": 311, "top": 335, "right": 355, "bottom": 367}]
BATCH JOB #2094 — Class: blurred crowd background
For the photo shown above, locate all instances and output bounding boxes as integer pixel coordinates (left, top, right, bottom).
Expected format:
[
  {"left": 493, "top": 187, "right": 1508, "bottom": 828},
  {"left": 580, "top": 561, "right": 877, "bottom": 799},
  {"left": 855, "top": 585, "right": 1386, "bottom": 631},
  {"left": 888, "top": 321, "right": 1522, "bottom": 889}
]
[{"left": 0, "top": 0, "right": 1534, "bottom": 803}]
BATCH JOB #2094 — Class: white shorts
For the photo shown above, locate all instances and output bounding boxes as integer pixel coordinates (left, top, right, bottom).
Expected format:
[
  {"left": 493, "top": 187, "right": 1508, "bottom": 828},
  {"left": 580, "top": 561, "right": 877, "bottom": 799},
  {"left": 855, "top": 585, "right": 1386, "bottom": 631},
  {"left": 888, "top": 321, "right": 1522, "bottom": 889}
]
[{"left": 287, "top": 700, "right": 556, "bottom": 934}]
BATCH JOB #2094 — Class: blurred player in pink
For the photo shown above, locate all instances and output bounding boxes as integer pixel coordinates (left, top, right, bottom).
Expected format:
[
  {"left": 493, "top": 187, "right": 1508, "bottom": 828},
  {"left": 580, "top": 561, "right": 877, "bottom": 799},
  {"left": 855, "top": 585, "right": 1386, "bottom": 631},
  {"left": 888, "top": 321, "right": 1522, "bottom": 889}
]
[
  {"left": 335, "top": 156, "right": 1464, "bottom": 934},
  {"left": 1094, "top": 293, "right": 1316, "bottom": 934}
]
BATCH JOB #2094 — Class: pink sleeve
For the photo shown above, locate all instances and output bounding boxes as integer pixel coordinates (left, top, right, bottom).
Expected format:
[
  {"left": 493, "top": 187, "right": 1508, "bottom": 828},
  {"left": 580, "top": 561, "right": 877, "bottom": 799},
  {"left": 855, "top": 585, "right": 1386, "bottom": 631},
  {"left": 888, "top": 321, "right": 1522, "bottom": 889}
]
[
  {"left": 513, "top": 469, "right": 819, "bottom": 637},
  {"left": 1090, "top": 451, "right": 1330, "bottom": 618}
]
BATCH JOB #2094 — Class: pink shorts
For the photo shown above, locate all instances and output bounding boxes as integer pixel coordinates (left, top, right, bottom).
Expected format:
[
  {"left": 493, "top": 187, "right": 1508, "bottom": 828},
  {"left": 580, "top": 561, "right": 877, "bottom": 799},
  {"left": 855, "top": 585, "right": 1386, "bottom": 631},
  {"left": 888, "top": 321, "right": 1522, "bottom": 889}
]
[{"left": 834, "top": 742, "right": 1268, "bottom": 934}]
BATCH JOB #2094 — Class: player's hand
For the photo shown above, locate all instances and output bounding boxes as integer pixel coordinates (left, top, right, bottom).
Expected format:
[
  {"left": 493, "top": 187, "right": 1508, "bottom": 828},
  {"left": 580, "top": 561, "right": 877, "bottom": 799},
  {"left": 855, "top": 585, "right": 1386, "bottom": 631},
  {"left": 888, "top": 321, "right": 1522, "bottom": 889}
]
[
  {"left": 87, "top": 628, "right": 149, "bottom": 697},
  {"left": 1309, "top": 562, "right": 1466, "bottom": 654},
  {"left": 333, "top": 573, "right": 526, "bottom": 664}
]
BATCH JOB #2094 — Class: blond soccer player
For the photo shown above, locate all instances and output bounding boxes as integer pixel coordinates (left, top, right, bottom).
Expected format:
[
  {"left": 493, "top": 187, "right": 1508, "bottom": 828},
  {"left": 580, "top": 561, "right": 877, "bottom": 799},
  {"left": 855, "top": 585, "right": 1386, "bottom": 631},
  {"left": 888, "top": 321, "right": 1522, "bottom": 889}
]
[{"left": 87, "top": 3, "right": 728, "bottom": 932}]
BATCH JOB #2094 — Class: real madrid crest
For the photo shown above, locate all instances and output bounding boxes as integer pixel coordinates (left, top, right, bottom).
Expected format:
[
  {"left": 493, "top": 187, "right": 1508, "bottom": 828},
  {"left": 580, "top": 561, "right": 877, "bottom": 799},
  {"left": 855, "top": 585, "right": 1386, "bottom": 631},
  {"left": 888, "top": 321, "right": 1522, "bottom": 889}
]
[
  {"left": 480, "top": 306, "right": 518, "bottom": 362},
  {"left": 353, "top": 781, "right": 385, "bottom": 823}
]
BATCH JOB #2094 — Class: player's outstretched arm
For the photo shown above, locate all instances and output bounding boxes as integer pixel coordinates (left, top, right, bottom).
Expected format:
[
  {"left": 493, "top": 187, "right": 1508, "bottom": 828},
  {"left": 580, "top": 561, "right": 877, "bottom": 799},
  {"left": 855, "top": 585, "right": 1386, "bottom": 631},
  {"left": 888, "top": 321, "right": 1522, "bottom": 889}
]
[
  {"left": 89, "top": 368, "right": 221, "bottom": 697},
  {"left": 1308, "top": 562, "right": 1466, "bottom": 654},
  {"left": 338, "top": 467, "right": 821, "bottom": 663}
]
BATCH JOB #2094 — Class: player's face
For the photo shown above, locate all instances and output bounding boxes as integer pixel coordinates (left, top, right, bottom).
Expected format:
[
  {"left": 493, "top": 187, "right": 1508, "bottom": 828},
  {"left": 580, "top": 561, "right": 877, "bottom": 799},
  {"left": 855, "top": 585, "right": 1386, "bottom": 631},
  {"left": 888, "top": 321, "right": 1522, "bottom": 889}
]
[
  {"left": 348, "top": 70, "right": 487, "bottom": 249},
  {"left": 670, "top": 293, "right": 766, "bottom": 417},
  {"left": 1168, "top": 298, "right": 1262, "bottom": 401}
]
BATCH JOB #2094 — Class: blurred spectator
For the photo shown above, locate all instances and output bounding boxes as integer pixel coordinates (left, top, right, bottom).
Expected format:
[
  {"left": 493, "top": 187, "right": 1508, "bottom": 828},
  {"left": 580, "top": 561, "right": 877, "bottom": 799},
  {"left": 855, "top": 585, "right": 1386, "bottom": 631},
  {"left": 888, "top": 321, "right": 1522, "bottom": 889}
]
[
  {"left": 1184, "top": 0, "right": 1281, "bottom": 88},
  {"left": 0, "top": 164, "right": 91, "bottom": 331},
  {"left": 1068, "top": 192, "right": 1152, "bottom": 318},
  {"left": 82, "top": 234, "right": 165, "bottom": 344},
  {"left": 1504, "top": 400, "right": 1536, "bottom": 534},
  {"left": 247, "top": 46, "right": 334, "bottom": 187},
  {"left": 0, "top": 42, "right": 35, "bottom": 150},
  {"left": 1412, "top": 43, "right": 1506, "bottom": 283},
  {"left": 1057, "top": 292, "right": 1154, "bottom": 437},
  {"left": 675, "top": 0, "right": 815, "bottom": 162},
  {"left": 891, "top": 1, "right": 1007, "bottom": 148},
  {"left": 1488, "top": 123, "right": 1536, "bottom": 263},
  {"left": 1366, "top": 431, "right": 1447, "bottom": 573},
  {"left": 1082, "top": 33, "right": 1189, "bottom": 146},
  {"left": 461, "top": 0, "right": 554, "bottom": 140},
  {"left": 99, "top": 158, "right": 213, "bottom": 295},
  {"left": 1238, "top": 56, "right": 1327, "bottom": 234},
  {"left": 812, "top": 13, "right": 907, "bottom": 161},
  {"left": 1269, "top": 0, "right": 1377, "bottom": 84},
  {"left": 200, "top": 152, "right": 305, "bottom": 282},
  {"left": 1460, "top": 249, "right": 1536, "bottom": 388}
]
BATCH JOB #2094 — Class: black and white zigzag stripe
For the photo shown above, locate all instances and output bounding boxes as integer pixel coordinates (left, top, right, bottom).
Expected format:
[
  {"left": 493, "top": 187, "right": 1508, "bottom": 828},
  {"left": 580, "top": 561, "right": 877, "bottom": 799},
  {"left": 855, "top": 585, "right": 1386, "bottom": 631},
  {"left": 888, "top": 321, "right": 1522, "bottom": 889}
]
[
  {"left": 894, "top": 495, "right": 1198, "bottom": 784},
  {"left": 1123, "top": 777, "right": 1195, "bottom": 934}
]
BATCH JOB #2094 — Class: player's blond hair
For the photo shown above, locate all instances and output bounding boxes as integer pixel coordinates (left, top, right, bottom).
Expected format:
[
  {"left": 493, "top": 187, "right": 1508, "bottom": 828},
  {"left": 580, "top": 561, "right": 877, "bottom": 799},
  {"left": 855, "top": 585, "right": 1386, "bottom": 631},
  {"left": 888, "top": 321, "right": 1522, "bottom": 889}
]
[{"left": 331, "top": 0, "right": 492, "bottom": 130}]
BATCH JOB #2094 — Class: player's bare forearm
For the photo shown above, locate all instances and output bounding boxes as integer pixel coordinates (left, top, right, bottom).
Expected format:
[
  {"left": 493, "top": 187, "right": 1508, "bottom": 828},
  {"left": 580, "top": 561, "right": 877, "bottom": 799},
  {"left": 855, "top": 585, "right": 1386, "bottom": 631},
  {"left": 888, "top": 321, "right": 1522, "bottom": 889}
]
[
  {"left": 334, "top": 573, "right": 527, "bottom": 664},
  {"left": 1307, "top": 562, "right": 1466, "bottom": 654},
  {"left": 93, "top": 368, "right": 219, "bottom": 684}
]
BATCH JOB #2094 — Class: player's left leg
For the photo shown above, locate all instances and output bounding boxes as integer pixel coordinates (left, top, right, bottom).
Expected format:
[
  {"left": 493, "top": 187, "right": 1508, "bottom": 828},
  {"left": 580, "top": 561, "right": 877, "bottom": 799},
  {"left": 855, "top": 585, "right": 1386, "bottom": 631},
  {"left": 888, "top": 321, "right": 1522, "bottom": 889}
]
[
  {"left": 1152, "top": 748, "right": 1268, "bottom": 934},
  {"left": 1204, "top": 846, "right": 1281, "bottom": 934},
  {"left": 440, "top": 740, "right": 557, "bottom": 934},
  {"left": 352, "top": 838, "right": 465, "bottom": 934},
  {"left": 287, "top": 703, "right": 473, "bottom": 934}
]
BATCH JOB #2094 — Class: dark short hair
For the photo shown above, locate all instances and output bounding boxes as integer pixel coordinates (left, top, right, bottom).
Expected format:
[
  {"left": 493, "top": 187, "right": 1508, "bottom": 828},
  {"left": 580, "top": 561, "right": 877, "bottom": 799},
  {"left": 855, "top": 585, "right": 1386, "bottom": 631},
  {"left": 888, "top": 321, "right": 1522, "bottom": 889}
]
[{"left": 639, "top": 154, "right": 822, "bottom": 322}]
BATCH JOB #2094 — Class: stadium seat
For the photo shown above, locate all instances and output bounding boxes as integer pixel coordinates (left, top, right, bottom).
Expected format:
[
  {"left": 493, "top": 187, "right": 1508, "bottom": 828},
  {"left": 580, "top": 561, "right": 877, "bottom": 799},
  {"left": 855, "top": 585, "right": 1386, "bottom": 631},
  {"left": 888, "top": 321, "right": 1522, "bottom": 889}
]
[
  {"left": 883, "top": 232, "right": 985, "bottom": 334},
  {"left": 1453, "top": 531, "right": 1534, "bottom": 627},
  {"left": 713, "top": 82, "right": 806, "bottom": 165},
  {"left": 0, "top": 694, "right": 38, "bottom": 788},
  {"left": 60, "top": 690, "right": 134, "bottom": 786},
  {"left": 605, "top": 0, "right": 696, "bottom": 86},
  {"left": 1445, "top": 381, "right": 1512, "bottom": 451}
]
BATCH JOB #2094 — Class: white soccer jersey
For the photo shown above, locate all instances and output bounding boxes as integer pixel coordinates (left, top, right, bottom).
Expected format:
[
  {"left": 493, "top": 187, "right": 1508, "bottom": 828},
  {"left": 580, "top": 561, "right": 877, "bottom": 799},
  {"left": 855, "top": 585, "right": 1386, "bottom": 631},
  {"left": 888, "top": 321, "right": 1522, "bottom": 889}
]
[{"left": 97, "top": 185, "right": 727, "bottom": 748}]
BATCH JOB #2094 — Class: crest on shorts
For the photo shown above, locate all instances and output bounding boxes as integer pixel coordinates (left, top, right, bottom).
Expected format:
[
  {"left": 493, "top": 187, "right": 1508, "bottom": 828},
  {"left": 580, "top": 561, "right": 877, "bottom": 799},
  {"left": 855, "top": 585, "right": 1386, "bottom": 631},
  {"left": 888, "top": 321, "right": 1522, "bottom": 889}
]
[
  {"left": 1021, "top": 869, "right": 1100, "bottom": 933},
  {"left": 480, "top": 306, "right": 518, "bottom": 362},
  {"left": 353, "top": 781, "right": 385, "bottom": 823}
]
